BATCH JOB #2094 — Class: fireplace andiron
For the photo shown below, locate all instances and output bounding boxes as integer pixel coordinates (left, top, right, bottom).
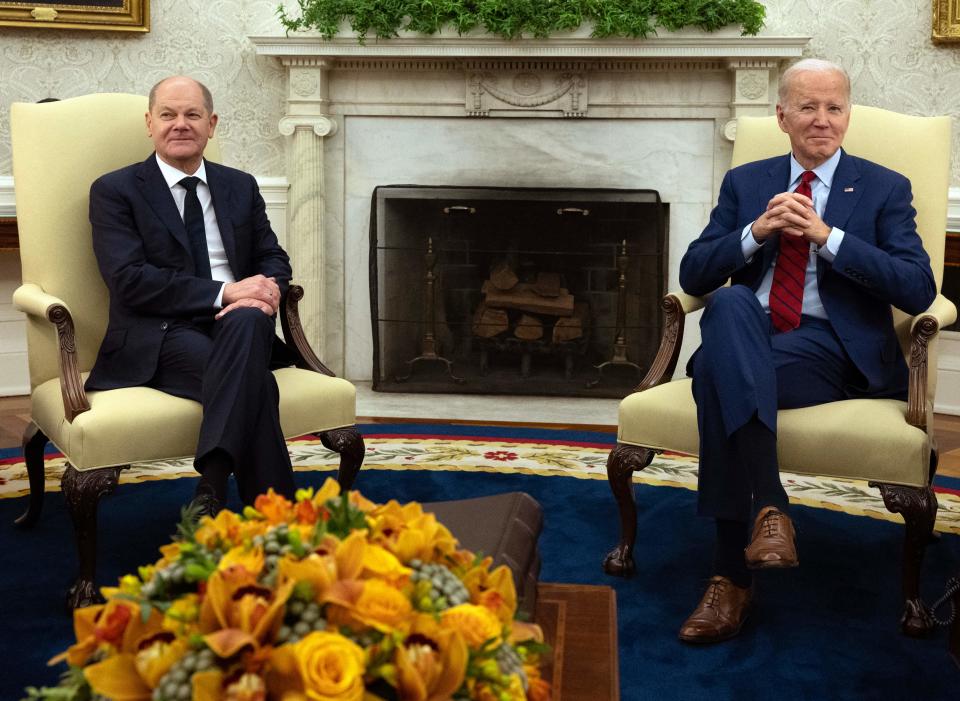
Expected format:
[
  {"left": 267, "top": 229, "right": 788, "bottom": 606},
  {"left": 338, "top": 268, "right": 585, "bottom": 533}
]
[
  {"left": 396, "top": 237, "right": 465, "bottom": 384},
  {"left": 588, "top": 240, "right": 643, "bottom": 388}
]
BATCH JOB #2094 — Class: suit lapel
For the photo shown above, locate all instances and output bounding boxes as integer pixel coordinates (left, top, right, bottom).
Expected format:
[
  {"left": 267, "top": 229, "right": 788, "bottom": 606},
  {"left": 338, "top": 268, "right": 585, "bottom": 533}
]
[
  {"left": 822, "top": 149, "right": 864, "bottom": 231},
  {"left": 205, "top": 160, "right": 239, "bottom": 275},
  {"left": 136, "top": 155, "right": 194, "bottom": 257}
]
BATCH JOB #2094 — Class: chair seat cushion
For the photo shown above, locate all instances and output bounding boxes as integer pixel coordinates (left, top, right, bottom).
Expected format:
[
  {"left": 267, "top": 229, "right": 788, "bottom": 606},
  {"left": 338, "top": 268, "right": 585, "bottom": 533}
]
[
  {"left": 618, "top": 379, "right": 931, "bottom": 487},
  {"left": 31, "top": 367, "right": 356, "bottom": 471}
]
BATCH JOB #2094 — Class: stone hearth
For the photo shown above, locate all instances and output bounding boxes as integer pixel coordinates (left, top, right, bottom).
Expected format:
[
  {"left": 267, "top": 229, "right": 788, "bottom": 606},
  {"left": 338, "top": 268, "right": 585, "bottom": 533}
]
[{"left": 251, "top": 28, "right": 809, "bottom": 385}]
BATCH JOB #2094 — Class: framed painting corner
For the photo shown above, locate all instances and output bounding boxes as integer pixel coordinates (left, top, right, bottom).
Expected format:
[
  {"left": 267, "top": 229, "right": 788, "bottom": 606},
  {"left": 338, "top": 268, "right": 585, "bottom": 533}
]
[
  {"left": 933, "top": 0, "right": 960, "bottom": 44},
  {"left": 0, "top": 0, "right": 149, "bottom": 32}
]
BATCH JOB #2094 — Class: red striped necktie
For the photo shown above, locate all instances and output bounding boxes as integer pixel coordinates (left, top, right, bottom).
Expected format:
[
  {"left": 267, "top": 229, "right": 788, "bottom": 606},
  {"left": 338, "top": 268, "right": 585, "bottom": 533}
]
[{"left": 769, "top": 170, "right": 816, "bottom": 332}]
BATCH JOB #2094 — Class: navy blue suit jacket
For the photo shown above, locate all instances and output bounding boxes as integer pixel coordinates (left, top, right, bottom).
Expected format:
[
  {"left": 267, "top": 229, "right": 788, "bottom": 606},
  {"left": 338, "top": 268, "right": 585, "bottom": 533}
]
[
  {"left": 86, "top": 154, "right": 292, "bottom": 390},
  {"left": 679, "top": 150, "right": 936, "bottom": 396}
]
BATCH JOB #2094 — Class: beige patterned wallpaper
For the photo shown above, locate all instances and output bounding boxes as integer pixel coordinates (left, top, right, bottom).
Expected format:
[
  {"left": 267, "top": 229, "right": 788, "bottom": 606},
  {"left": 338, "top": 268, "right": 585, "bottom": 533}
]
[
  {"left": 0, "top": 0, "right": 958, "bottom": 183},
  {"left": 0, "top": 0, "right": 287, "bottom": 176}
]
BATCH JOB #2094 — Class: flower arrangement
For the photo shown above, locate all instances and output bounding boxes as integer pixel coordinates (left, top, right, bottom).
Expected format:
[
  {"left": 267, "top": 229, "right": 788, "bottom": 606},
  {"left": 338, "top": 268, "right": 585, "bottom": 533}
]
[{"left": 26, "top": 479, "right": 551, "bottom": 701}]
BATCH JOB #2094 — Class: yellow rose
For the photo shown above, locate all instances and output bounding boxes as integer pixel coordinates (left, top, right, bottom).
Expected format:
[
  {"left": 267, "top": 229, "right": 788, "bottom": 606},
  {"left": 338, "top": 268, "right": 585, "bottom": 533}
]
[
  {"left": 294, "top": 631, "right": 366, "bottom": 701},
  {"left": 440, "top": 604, "right": 502, "bottom": 649},
  {"left": 325, "top": 579, "right": 413, "bottom": 633}
]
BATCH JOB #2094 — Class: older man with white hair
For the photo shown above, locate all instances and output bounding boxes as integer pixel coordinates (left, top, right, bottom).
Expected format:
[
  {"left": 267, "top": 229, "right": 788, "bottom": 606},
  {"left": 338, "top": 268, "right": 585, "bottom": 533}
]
[{"left": 676, "top": 58, "right": 936, "bottom": 643}]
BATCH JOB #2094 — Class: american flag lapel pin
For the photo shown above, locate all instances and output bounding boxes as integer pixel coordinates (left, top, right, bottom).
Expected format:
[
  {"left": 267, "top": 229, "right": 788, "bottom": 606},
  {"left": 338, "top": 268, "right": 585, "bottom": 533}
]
[{"left": 844, "top": 187, "right": 855, "bottom": 192}]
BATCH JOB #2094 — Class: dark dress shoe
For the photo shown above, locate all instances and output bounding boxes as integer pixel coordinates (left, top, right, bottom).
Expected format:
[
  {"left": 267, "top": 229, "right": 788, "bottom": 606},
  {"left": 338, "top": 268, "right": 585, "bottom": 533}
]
[
  {"left": 679, "top": 576, "right": 751, "bottom": 644},
  {"left": 745, "top": 506, "right": 798, "bottom": 569},
  {"left": 187, "top": 490, "right": 223, "bottom": 521}
]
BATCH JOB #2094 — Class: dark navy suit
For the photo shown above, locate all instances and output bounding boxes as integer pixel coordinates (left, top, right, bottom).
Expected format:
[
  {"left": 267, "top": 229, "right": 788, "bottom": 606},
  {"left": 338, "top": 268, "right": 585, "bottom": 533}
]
[
  {"left": 85, "top": 154, "right": 296, "bottom": 502},
  {"left": 679, "top": 150, "right": 936, "bottom": 520}
]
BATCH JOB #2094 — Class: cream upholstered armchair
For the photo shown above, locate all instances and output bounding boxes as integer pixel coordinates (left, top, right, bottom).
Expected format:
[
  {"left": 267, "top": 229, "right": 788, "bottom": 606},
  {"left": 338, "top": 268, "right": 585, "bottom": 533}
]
[
  {"left": 603, "top": 106, "right": 955, "bottom": 637},
  {"left": 11, "top": 94, "right": 365, "bottom": 609}
]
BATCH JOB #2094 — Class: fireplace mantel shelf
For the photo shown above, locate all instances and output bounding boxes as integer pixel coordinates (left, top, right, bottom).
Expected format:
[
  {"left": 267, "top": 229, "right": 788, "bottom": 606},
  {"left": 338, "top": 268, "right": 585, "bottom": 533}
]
[{"left": 251, "top": 32, "right": 809, "bottom": 60}]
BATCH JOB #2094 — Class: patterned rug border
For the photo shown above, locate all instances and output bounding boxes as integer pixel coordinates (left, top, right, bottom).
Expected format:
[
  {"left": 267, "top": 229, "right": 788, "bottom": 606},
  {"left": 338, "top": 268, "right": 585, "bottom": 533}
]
[{"left": 2, "top": 433, "right": 958, "bottom": 534}]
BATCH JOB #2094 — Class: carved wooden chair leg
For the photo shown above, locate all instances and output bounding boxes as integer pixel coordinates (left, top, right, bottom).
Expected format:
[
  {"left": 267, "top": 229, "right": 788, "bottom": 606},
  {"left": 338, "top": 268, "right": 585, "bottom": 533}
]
[
  {"left": 603, "top": 443, "right": 655, "bottom": 577},
  {"left": 318, "top": 427, "right": 366, "bottom": 490},
  {"left": 61, "top": 464, "right": 125, "bottom": 611},
  {"left": 872, "top": 481, "right": 938, "bottom": 637},
  {"left": 14, "top": 423, "right": 49, "bottom": 528}
]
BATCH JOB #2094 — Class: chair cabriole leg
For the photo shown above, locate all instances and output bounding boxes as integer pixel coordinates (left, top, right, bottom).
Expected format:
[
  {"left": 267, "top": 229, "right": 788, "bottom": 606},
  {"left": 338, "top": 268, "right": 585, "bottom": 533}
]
[
  {"left": 603, "top": 443, "right": 655, "bottom": 577},
  {"left": 14, "top": 423, "right": 48, "bottom": 527},
  {"left": 61, "top": 464, "right": 124, "bottom": 610},
  {"left": 319, "top": 427, "right": 365, "bottom": 490},
  {"left": 872, "top": 481, "right": 937, "bottom": 637}
]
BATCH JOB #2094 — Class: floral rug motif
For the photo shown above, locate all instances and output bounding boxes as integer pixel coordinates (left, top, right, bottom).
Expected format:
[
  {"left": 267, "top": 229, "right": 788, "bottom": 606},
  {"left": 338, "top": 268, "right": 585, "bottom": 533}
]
[{"left": 3, "top": 431, "right": 960, "bottom": 534}]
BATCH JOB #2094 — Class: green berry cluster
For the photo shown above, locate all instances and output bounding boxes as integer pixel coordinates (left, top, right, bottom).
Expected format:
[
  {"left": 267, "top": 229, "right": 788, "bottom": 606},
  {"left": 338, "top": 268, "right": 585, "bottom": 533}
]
[
  {"left": 276, "top": 598, "right": 328, "bottom": 645},
  {"left": 151, "top": 647, "right": 217, "bottom": 701},
  {"left": 495, "top": 642, "right": 528, "bottom": 690},
  {"left": 409, "top": 558, "right": 470, "bottom": 612}
]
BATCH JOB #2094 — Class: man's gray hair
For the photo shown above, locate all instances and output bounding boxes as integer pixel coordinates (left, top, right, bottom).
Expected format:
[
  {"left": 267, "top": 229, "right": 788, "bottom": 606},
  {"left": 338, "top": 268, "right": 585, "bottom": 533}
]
[
  {"left": 778, "top": 58, "right": 851, "bottom": 106},
  {"left": 148, "top": 76, "right": 214, "bottom": 114}
]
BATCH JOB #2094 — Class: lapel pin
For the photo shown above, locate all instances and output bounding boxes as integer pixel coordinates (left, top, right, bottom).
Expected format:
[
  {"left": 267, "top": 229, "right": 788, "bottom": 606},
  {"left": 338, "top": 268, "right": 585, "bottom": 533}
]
[{"left": 844, "top": 187, "right": 855, "bottom": 192}]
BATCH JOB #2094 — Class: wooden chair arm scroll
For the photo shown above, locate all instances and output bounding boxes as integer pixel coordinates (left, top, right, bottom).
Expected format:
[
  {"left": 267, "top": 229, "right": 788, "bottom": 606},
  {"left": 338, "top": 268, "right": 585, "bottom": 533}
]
[
  {"left": 280, "top": 284, "right": 335, "bottom": 377},
  {"left": 634, "top": 291, "right": 707, "bottom": 393},
  {"left": 906, "top": 294, "right": 958, "bottom": 430},
  {"left": 12, "top": 283, "right": 90, "bottom": 422}
]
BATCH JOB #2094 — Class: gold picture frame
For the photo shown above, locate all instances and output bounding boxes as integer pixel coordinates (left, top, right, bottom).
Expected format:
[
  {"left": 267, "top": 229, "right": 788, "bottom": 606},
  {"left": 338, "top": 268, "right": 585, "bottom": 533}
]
[
  {"left": 0, "top": 0, "right": 148, "bottom": 32},
  {"left": 934, "top": 0, "right": 960, "bottom": 43}
]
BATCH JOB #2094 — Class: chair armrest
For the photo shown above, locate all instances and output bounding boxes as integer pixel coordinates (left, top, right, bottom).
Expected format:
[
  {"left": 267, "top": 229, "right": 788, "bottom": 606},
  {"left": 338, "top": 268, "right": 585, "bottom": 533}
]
[
  {"left": 635, "top": 290, "right": 706, "bottom": 392},
  {"left": 905, "top": 293, "right": 957, "bottom": 430},
  {"left": 12, "top": 284, "right": 90, "bottom": 422},
  {"left": 279, "top": 284, "right": 336, "bottom": 377}
]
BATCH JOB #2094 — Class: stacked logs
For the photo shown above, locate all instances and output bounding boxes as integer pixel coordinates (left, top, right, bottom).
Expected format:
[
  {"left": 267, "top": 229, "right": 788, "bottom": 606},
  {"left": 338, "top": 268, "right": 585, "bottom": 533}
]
[{"left": 472, "top": 261, "right": 587, "bottom": 343}]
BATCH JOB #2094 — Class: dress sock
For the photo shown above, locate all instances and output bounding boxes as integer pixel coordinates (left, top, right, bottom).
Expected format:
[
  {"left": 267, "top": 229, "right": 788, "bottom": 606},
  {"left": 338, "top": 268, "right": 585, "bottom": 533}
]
[
  {"left": 733, "top": 415, "right": 789, "bottom": 515},
  {"left": 713, "top": 518, "right": 752, "bottom": 588}
]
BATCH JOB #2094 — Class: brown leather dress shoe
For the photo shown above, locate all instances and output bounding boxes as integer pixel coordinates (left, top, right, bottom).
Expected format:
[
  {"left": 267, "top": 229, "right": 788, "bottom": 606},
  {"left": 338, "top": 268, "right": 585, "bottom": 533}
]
[
  {"left": 678, "top": 576, "right": 751, "bottom": 644},
  {"left": 745, "top": 506, "right": 798, "bottom": 569}
]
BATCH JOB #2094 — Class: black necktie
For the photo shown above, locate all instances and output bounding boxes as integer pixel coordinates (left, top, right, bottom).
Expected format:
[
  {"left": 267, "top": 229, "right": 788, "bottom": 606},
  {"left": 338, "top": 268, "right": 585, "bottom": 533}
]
[{"left": 178, "top": 176, "right": 212, "bottom": 279}]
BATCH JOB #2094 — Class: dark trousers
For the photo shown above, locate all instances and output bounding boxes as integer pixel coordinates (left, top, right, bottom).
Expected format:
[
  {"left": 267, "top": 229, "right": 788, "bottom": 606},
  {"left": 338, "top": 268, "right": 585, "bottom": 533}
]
[
  {"left": 147, "top": 307, "right": 295, "bottom": 504},
  {"left": 689, "top": 285, "right": 857, "bottom": 521}
]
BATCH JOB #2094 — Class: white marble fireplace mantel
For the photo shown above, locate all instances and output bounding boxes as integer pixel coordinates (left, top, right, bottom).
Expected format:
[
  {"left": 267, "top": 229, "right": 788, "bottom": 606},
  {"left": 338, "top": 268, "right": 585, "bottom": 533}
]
[{"left": 251, "top": 30, "right": 809, "bottom": 381}]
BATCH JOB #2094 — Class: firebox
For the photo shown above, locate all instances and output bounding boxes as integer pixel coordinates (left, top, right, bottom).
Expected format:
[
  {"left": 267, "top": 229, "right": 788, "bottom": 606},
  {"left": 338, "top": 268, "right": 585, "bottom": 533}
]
[{"left": 370, "top": 186, "right": 668, "bottom": 398}]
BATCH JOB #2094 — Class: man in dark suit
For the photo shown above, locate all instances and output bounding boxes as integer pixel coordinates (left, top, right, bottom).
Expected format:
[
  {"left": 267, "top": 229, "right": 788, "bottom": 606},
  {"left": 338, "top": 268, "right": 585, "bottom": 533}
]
[
  {"left": 676, "top": 59, "right": 936, "bottom": 643},
  {"left": 85, "top": 75, "right": 297, "bottom": 515}
]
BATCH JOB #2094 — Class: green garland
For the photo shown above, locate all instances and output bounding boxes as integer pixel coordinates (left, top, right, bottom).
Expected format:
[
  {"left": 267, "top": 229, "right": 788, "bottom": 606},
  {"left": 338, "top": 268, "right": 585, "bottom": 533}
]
[{"left": 277, "top": 0, "right": 766, "bottom": 41}]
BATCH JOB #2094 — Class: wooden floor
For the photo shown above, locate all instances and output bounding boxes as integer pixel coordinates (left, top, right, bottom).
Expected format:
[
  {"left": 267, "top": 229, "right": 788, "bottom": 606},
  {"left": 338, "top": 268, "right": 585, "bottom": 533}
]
[{"left": 3, "top": 394, "right": 960, "bottom": 479}]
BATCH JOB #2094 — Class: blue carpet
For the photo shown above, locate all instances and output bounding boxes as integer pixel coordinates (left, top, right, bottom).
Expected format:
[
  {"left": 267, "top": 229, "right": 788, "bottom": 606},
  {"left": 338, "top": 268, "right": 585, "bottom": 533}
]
[{"left": 2, "top": 424, "right": 960, "bottom": 700}]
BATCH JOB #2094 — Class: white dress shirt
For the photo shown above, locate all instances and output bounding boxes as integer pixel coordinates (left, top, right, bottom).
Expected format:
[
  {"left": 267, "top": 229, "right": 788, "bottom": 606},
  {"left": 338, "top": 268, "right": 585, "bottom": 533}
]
[
  {"left": 740, "top": 148, "right": 846, "bottom": 320},
  {"left": 155, "top": 155, "right": 235, "bottom": 307}
]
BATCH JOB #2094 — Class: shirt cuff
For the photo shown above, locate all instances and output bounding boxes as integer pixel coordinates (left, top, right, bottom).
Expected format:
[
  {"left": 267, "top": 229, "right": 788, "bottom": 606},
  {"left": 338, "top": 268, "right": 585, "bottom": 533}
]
[
  {"left": 741, "top": 221, "right": 764, "bottom": 261},
  {"left": 214, "top": 282, "right": 227, "bottom": 309},
  {"left": 817, "top": 227, "right": 844, "bottom": 262}
]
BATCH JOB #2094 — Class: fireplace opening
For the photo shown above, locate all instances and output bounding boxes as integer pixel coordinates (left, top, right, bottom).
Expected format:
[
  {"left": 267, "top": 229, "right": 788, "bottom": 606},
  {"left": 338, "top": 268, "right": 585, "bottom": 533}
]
[{"left": 370, "top": 186, "right": 668, "bottom": 398}]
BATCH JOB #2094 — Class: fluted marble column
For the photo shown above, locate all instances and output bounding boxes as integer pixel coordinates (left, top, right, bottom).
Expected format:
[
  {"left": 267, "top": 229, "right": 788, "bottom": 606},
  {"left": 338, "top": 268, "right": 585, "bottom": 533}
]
[{"left": 278, "top": 59, "right": 337, "bottom": 364}]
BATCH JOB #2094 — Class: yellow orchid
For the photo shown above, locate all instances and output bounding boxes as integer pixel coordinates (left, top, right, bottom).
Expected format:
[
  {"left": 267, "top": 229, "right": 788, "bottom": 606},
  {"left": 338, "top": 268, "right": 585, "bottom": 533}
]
[
  {"left": 462, "top": 561, "right": 518, "bottom": 624},
  {"left": 395, "top": 615, "right": 468, "bottom": 701},
  {"left": 83, "top": 653, "right": 153, "bottom": 701},
  {"left": 133, "top": 634, "right": 189, "bottom": 688},
  {"left": 361, "top": 542, "right": 413, "bottom": 584},
  {"left": 366, "top": 501, "right": 458, "bottom": 563},
  {"left": 52, "top": 598, "right": 164, "bottom": 667},
  {"left": 218, "top": 543, "right": 266, "bottom": 577},
  {"left": 199, "top": 565, "right": 294, "bottom": 646}
]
